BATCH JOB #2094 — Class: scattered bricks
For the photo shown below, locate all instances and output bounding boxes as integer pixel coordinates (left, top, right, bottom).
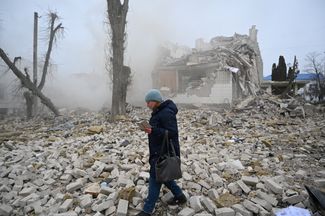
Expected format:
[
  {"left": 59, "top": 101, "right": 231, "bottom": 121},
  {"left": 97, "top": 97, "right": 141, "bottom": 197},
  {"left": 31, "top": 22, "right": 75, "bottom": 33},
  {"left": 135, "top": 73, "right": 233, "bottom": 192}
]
[
  {"left": 58, "top": 199, "right": 73, "bottom": 213},
  {"left": 72, "top": 168, "right": 87, "bottom": 177},
  {"left": 18, "top": 193, "right": 40, "bottom": 207},
  {"left": 19, "top": 186, "right": 37, "bottom": 196},
  {"left": 53, "top": 212, "right": 78, "bottom": 216},
  {"left": 189, "top": 196, "right": 203, "bottom": 212},
  {"left": 264, "top": 179, "right": 283, "bottom": 194},
  {"left": 162, "top": 191, "right": 174, "bottom": 203},
  {"left": 208, "top": 189, "right": 219, "bottom": 201},
  {"left": 66, "top": 180, "right": 83, "bottom": 192},
  {"left": 228, "top": 182, "right": 241, "bottom": 195},
  {"left": 215, "top": 207, "right": 235, "bottom": 216},
  {"left": 236, "top": 180, "right": 251, "bottom": 194},
  {"left": 80, "top": 194, "right": 93, "bottom": 208},
  {"left": 96, "top": 200, "right": 114, "bottom": 212},
  {"left": 93, "top": 212, "right": 104, "bottom": 216},
  {"left": 231, "top": 204, "right": 253, "bottom": 216},
  {"left": 188, "top": 182, "right": 202, "bottom": 192},
  {"left": 243, "top": 200, "right": 259, "bottom": 214},
  {"left": 30, "top": 200, "right": 43, "bottom": 215},
  {"left": 0, "top": 204, "right": 13, "bottom": 216},
  {"left": 84, "top": 183, "right": 101, "bottom": 196},
  {"left": 132, "top": 197, "right": 142, "bottom": 206},
  {"left": 105, "top": 206, "right": 116, "bottom": 215},
  {"left": 201, "top": 196, "right": 216, "bottom": 213},
  {"left": 139, "top": 171, "right": 150, "bottom": 180},
  {"left": 93, "top": 165, "right": 105, "bottom": 178},
  {"left": 241, "top": 176, "right": 259, "bottom": 186},
  {"left": 117, "top": 177, "right": 129, "bottom": 187},
  {"left": 116, "top": 199, "right": 128, "bottom": 216},
  {"left": 282, "top": 194, "right": 305, "bottom": 205},
  {"left": 295, "top": 170, "right": 307, "bottom": 179},
  {"left": 256, "top": 183, "right": 266, "bottom": 191},
  {"left": 178, "top": 207, "right": 195, "bottom": 216},
  {"left": 211, "top": 173, "right": 223, "bottom": 187},
  {"left": 60, "top": 174, "right": 72, "bottom": 182},
  {"left": 0, "top": 185, "right": 10, "bottom": 192},
  {"left": 256, "top": 190, "right": 278, "bottom": 206},
  {"left": 100, "top": 186, "right": 116, "bottom": 195},
  {"left": 183, "top": 172, "right": 193, "bottom": 181},
  {"left": 206, "top": 157, "right": 219, "bottom": 165},
  {"left": 194, "top": 214, "right": 213, "bottom": 216},
  {"left": 250, "top": 197, "right": 272, "bottom": 211},
  {"left": 198, "top": 180, "right": 211, "bottom": 190}
]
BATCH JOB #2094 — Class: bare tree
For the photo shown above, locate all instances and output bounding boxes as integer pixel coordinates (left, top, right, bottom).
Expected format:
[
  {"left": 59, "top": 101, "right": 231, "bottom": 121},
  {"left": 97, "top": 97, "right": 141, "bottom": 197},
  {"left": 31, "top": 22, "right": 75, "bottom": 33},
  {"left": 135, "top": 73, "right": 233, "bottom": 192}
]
[
  {"left": 305, "top": 52, "right": 325, "bottom": 102},
  {"left": 0, "top": 48, "right": 59, "bottom": 116},
  {"left": 0, "top": 11, "right": 63, "bottom": 117},
  {"left": 106, "top": 0, "right": 130, "bottom": 119}
]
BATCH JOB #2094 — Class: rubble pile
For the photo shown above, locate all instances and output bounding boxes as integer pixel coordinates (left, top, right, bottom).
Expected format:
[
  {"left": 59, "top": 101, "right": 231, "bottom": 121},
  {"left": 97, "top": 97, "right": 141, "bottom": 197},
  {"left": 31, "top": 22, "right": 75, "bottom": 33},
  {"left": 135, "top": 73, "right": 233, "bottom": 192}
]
[{"left": 0, "top": 96, "right": 324, "bottom": 216}]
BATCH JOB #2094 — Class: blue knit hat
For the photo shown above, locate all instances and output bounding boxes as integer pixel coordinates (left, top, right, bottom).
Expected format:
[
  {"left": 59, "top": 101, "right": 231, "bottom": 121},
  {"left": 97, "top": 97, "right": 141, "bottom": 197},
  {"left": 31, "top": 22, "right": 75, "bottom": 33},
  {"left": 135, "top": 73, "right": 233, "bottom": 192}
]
[{"left": 145, "top": 89, "right": 163, "bottom": 102}]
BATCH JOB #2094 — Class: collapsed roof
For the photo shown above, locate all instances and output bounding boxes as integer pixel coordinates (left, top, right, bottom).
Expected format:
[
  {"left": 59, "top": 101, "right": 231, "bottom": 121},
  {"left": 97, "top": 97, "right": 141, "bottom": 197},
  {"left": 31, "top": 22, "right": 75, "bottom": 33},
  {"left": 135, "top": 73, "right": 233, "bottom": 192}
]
[{"left": 153, "top": 25, "right": 263, "bottom": 102}]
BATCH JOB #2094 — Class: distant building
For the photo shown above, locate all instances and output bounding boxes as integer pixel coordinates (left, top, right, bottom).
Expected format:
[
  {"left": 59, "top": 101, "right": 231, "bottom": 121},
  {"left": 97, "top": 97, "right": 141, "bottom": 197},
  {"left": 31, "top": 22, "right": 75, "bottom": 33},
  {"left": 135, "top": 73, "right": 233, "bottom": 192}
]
[{"left": 152, "top": 25, "right": 263, "bottom": 104}]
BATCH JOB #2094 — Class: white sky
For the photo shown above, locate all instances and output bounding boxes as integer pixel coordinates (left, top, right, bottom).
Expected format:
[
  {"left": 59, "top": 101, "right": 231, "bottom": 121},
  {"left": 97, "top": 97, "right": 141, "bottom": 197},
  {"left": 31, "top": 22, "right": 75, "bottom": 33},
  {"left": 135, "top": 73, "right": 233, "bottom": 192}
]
[{"left": 1, "top": 0, "right": 325, "bottom": 77}]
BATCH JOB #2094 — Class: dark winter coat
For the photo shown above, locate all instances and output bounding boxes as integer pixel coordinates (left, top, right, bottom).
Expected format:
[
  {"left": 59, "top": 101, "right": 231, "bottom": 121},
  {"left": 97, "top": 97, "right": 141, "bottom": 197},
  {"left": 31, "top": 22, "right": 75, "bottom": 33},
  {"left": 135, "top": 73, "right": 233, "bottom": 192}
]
[{"left": 148, "top": 99, "right": 180, "bottom": 177}]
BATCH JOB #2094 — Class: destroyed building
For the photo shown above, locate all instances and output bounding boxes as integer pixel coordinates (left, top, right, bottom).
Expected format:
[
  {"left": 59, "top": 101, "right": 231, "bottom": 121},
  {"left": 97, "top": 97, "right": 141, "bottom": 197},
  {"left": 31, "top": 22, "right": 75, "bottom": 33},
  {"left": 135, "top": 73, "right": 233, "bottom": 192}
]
[{"left": 152, "top": 25, "right": 263, "bottom": 104}]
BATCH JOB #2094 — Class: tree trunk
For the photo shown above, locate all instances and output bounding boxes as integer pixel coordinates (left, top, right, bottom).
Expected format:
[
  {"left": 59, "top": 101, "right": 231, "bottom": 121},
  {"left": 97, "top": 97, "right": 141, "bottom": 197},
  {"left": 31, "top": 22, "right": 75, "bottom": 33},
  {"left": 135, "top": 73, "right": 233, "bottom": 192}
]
[
  {"left": 23, "top": 91, "right": 33, "bottom": 119},
  {"left": 0, "top": 48, "right": 60, "bottom": 116},
  {"left": 107, "top": 0, "right": 129, "bottom": 118}
]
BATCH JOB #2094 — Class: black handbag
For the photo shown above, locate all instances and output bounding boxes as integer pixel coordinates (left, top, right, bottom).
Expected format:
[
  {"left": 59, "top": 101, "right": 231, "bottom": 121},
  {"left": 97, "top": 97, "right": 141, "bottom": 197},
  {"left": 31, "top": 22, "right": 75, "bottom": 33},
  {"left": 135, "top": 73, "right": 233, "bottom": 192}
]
[{"left": 155, "top": 130, "right": 182, "bottom": 183}]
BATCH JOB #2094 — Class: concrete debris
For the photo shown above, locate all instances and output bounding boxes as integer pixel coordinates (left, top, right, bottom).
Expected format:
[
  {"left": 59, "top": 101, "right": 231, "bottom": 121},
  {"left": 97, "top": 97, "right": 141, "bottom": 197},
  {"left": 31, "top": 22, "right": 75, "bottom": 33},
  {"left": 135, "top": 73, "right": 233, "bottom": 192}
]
[{"left": 0, "top": 97, "right": 323, "bottom": 215}]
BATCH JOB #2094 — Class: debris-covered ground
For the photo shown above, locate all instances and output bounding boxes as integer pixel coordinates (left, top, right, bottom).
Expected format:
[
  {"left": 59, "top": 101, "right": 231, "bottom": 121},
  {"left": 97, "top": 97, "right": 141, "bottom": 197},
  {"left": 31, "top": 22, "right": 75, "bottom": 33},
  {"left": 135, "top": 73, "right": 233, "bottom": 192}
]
[{"left": 0, "top": 94, "right": 325, "bottom": 216}]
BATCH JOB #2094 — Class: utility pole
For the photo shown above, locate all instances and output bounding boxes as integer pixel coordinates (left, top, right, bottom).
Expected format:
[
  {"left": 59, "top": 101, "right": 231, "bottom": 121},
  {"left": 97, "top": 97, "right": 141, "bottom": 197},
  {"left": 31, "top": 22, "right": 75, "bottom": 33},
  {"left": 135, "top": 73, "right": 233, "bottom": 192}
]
[{"left": 33, "top": 12, "right": 38, "bottom": 115}]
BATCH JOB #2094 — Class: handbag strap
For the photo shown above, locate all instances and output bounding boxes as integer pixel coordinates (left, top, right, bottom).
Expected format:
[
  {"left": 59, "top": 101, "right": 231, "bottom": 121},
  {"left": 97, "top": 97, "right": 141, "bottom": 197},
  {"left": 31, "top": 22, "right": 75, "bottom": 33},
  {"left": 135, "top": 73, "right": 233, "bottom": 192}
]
[{"left": 160, "top": 130, "right": 177, "bottom": 157}]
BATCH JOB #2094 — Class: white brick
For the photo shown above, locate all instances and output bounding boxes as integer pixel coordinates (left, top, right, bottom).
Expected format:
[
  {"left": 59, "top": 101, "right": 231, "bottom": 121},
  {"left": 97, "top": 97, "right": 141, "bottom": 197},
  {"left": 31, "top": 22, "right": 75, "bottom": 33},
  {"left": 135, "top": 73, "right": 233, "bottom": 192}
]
[
  {"left": 198, "top": 180, "right": 211, "bottom": 190},
  {"left": 178, "top": 207, "right": 195, "bottom": 216},
  {"left": 189, "top": 196, "right": 203, "bottom": 212},
  {"left": 282, "top": 194, "right": 305, "bottom": 205},
  {"left": 236, "top": 180, "right": 251, "bottom": 194},
  {"left": 241, "top": 176, "right": 259, "bottom": 186},
  {"left": 256, "top": 190, "right": 278, "bottom": 206},
  {"left": 19, "top": 187, "right": 37, "bottom": 196},
  {"left": 250, "top": 197, "right": 272, "bottom": 211},
  {"left": 208, "top": 189, "right": 219, "bottom": 201},
  {"left": 231, "top": 204, "right": 253, "bottom": 216},
  {"left": 201, "top": 197, "right": 216, "bottom": 213},
  {"left": 80, "top": 194, "right": 92, "bottom": 208},
  {"left": 215, "top": 207, "right": 235, "bottom": 216},
  {"left": 162, "top": 191, "right": 174, "bottom": 203},
  {"left": 116, "top": 199, "right": 128, "bottom": 216},
  {"left": 66, "top": 180, "right": 83, "bottom": 192},
  {"left": 211, "top": 173, "right": 223, "bottom": 187},
  {"left": 0, "top": 204, "right": 13, "bottom": 216},
  {"left": 58, "top": 199, "right": 73, "bottom": 213},
  {"left": 243, "top": 200, "right": 259, "bottom": 214},
  {"left": 96, "top": 200, "right": 114, "bottom": 212},
  {"left": 228, "top": 182, "right": 241, "bottom": 195},
  {"left": 265, "top": 179, "right": 283, "bottom": 194}
]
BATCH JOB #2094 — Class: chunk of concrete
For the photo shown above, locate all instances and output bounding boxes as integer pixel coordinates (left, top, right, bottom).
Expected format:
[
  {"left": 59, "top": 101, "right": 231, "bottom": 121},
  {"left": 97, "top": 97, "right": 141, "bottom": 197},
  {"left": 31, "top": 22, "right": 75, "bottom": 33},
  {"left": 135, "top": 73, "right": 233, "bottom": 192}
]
[
  {"left": 231, "top": 204, "right": 253, "bottom": 216},
  {"left": 215, "top": 207, "right": 235, "bottom": 216},
  {"left": 201, "top": 197, "right": 216, "bottom": 213},
  {"left": 265, "top": 179, "right": 283, "bottom": 194},
  {"left": 116, "top": 199, "right": 128, "bottom": 216},
  {"left": 189, "top": 196, "right": 203, "bottom": 212},
  {"left": 178, "top": 207, "right": 195, "bottom": 216},
  {"left": 242, "top": 200, "right": 259, "bottom": 214},
  {"left": 241, "top": 176, "right": 259, "bottom": 186},
  {"left": 58, "top": 199, "right": 73, "bottom": 213},
  {"left": 236, "top": 180, "right": 251, "bottom": 194},
  {"left": 0, "top": 204, "right": 13, "bottom": 216}
]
